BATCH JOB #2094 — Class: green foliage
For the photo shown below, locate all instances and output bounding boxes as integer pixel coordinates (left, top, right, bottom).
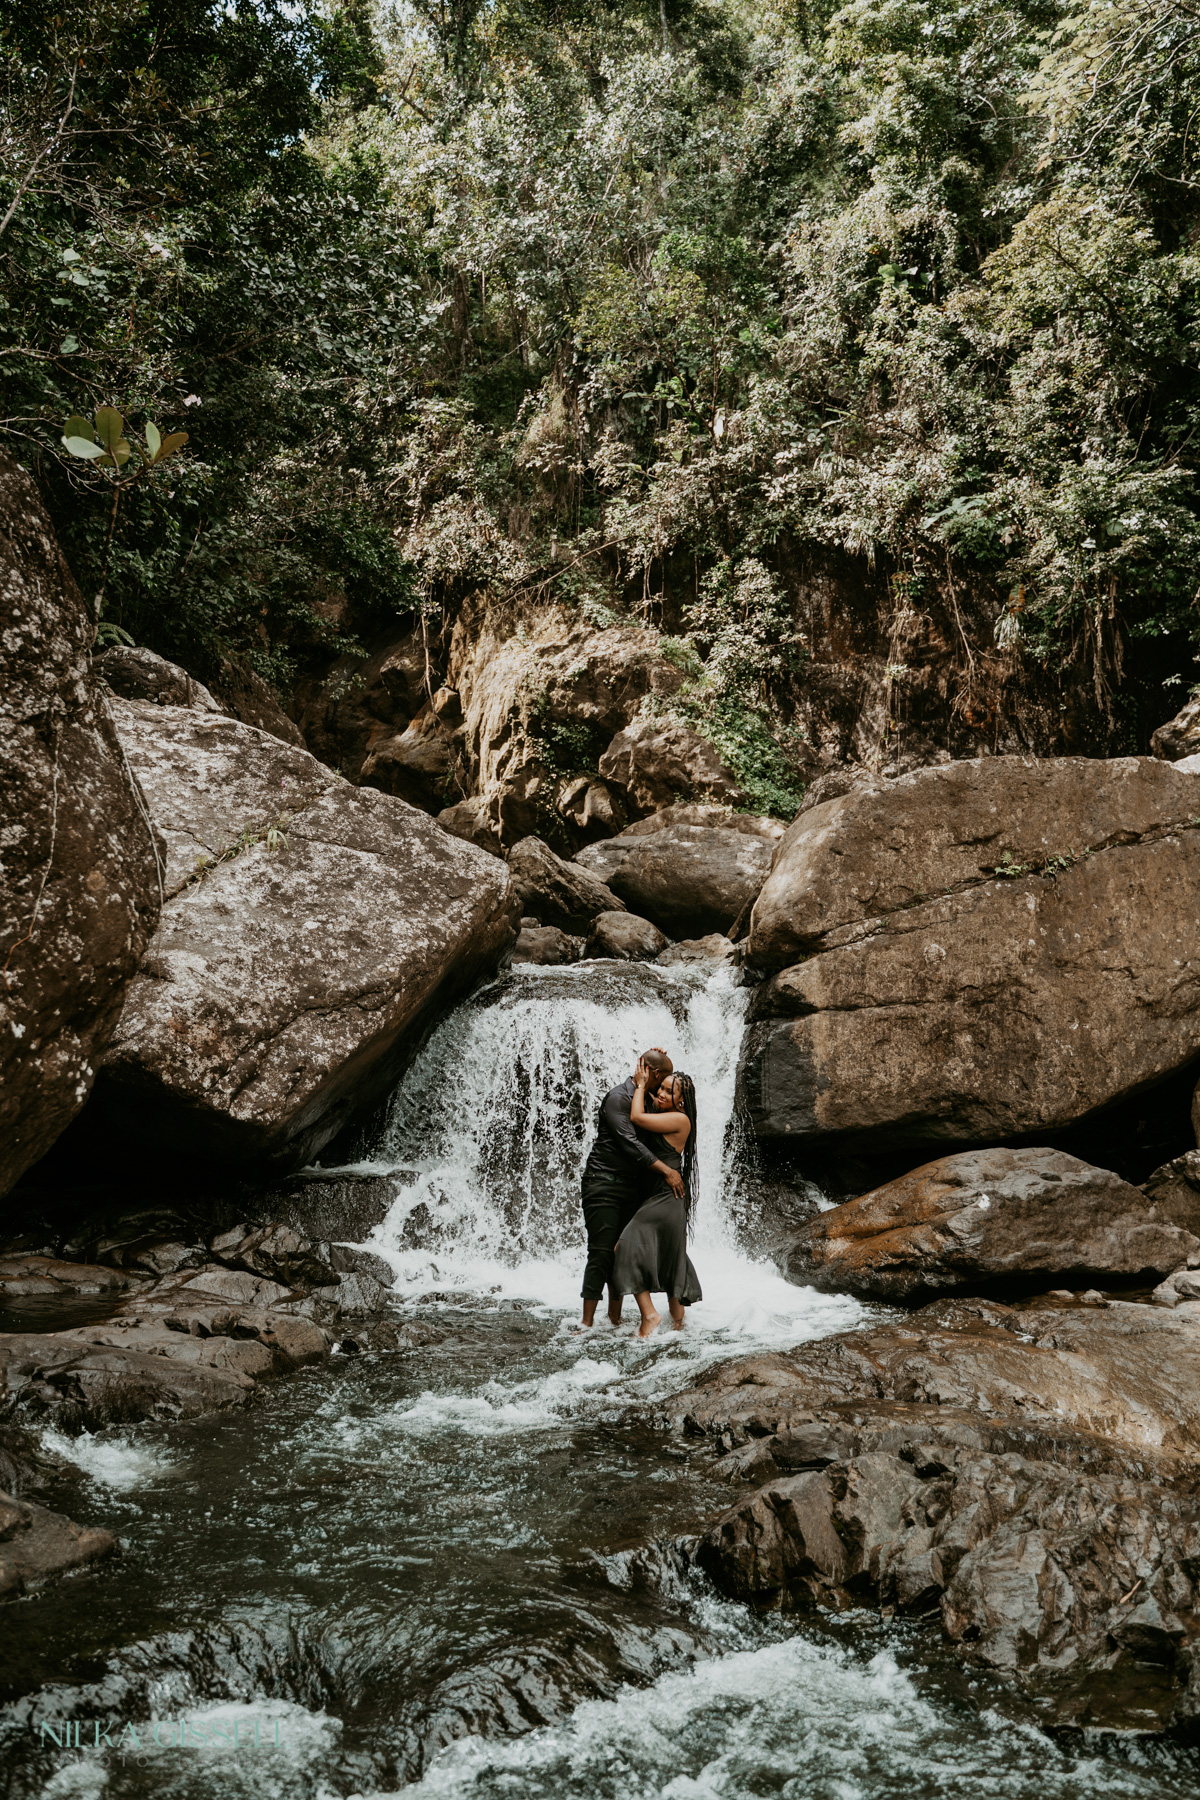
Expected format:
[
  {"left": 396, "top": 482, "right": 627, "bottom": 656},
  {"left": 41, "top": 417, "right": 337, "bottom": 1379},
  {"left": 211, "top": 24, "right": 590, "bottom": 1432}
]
[{"left": 3, "top": 0, "right": 1200, "bottom": 738}]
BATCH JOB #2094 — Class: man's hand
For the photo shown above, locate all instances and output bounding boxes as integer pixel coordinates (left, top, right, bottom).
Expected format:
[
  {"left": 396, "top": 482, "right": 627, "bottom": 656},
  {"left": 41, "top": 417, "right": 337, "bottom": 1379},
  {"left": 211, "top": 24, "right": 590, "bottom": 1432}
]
[{"left": 663, "top": 1168, "right": 685, "bottom": 1199}]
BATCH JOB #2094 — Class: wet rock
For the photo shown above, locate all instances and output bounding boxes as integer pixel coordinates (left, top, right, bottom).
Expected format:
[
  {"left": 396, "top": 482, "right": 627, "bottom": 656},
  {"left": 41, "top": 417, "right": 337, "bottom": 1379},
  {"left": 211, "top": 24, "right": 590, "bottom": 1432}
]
[
  {"left": 93, "top": 645, "right": 222, "bottom": 712},
  {"left": 96, "top": 698, "right": 517, "bottom": 1169},
  {"left": 327, "top": 1244, "right": 394, "bottom": 1287},
  {"left": 252, "top": 1171, "right": 408, "bottom": 1243},
  {"left": 1152, "top": 1269, "right": 1200, "bottom": 1308},
  {"left": 209, "top": 1223, "right": 336, "bottom": 1290},
  {"left": 598, "top": 719, "right": 750, "bottom": 816},
  {"left": 1151, "top": 693, "right": 1200, "bottom": 762},
  {"left": 781, "top": 1148, "right": 1200, "bottom": 1303},
  {"left": 508, "top": 835, "right": 623, "bottom": 932},
  {"left": 0, "top": 451, "right": 162, "bottom": 1195},
  {"left": 577, "top": 808, "right": 783, "bottom": 937},
  {"left": 693, "top": 1441, "right": 1200, "bottom": 1729},
  {"left": 512, "top": 925, "right": 581, "bottom": 965},
  {"left": 361, "top": 700, "right": 465, "bottom": 813},
  {"left": 0, "top": 1256, "right": 136, "bottom": 1298},
  {"left": 585, "top": 912, "right": 668, "bottom": 961},
  {"left": 0, "top": 1488, "right": 118, "bottom": 1600},
  {"left": 744, "top": 755, "right": 1200, "bottom": 1151},
  {"left": 656, "top": 935, "right": 739, "bottom": 968}
]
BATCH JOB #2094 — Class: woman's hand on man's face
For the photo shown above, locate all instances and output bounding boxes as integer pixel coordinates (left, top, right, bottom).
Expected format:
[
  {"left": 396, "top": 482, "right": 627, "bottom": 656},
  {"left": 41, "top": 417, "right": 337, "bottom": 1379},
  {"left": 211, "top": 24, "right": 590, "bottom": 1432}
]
[{"left": 633, "top": 1056, "right": 648, "bottom": 1089}]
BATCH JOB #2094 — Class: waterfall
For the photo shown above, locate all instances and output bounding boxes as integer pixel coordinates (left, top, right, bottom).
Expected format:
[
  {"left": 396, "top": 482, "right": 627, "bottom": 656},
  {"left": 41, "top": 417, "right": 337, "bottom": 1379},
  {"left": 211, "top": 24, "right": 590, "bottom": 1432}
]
[{"left": 351, "top": 960, "right": 862, "bottom": 1349}]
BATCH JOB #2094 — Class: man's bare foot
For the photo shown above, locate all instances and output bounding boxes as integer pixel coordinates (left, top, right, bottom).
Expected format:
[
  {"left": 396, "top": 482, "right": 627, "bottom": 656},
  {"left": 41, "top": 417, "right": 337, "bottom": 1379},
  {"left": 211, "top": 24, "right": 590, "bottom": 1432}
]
[{"left": 637, "top": 1308, "right": 662, "bottom": 1338}]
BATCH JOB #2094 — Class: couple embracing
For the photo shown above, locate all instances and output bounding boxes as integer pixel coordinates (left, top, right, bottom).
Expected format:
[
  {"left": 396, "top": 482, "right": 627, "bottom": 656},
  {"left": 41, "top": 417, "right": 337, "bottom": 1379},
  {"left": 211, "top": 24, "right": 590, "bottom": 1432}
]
[{"left": 577, "top": 1048, "right": 702, "bottom": 1338}]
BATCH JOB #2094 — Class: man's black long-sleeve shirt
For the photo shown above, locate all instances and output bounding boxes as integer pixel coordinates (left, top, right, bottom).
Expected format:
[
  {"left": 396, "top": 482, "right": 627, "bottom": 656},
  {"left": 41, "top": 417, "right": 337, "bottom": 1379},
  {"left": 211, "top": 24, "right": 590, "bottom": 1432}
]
[{"left": 582, "top": 1077, "right": 660, "bottom": 1190}]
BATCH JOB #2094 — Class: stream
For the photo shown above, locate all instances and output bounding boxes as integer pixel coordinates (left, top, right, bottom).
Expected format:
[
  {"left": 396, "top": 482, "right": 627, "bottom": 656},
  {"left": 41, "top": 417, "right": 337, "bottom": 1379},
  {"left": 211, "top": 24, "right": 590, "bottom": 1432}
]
[{"left": 2, "top": 963, "right": 1199, "bottom": 1799}]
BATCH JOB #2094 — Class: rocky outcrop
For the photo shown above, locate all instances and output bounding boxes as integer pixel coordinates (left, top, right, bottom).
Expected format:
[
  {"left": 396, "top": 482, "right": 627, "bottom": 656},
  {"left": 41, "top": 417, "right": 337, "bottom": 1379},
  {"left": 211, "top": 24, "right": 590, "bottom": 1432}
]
[
  {"left": 209, "top": 653, "right": 306, "bottom": 749},
  {"left": 668, "top": 1296, "right": 1200, "bottom": 1730},
  {"left": 743, "top": 756, "right": 1200, "bottom": 1150},
  {"left": 0, "top": 452, "right": 162, "bottom": 1196},
  {"left": 577, "top": 806, "right": 784, "bottom": 938},
  {"left": 585, "top": 912, "right": 667, "bottom": 961},
  {"left": 0, "top": 1489, "right": 117, "bottom": 1600},
  {"left": 446, "top": 594, "right": 687, "bottom": 848},
  {"left": 598, "top": 719, "right": 751, "bottom": 817},
  {"left": 512, "top": 924, "right": 581, "bottom": 965},
  {"left": 781, "top": 1148, "right": 1200, "bottom": 1302},
  {"left": 509, "top": 836, "right": 623, "bottom": 932},
  {"left": 657, "top": 934, "right": 741, "bottom": 969},
  {"left": 94, "top": 699, "right": 517, "bottom": 1169},
  {"left": 294, "top": 627, "right": 429, "bottom": 778},
  {"left": 1152, "top": 694, "right": 1200, "bottom": 762},
  {"left": 94, "top": 644, "right": 223, "bottom": 712},
  {"left": 360, "top": 688, "right": 466, "bottom": 813}
]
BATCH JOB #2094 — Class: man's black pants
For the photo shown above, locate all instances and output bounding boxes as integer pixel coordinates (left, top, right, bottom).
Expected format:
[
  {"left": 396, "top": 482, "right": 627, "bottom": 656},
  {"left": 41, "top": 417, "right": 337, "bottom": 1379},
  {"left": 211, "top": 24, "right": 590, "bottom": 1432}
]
[{"left": 580, "top": 1176, "right": 641, "bottom": 1301}]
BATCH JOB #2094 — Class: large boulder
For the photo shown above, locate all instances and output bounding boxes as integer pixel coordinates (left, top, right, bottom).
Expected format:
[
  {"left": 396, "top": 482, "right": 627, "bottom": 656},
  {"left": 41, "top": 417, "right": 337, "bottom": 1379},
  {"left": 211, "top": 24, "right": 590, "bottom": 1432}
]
[
  {"left": 781, "top": 1148, "right": 1200, "bottom": 1303},
  {"left": 93, "top": 699, "right": 517, "bottom": 1168},
  {"left": 1151, "top": 693, "right": 1200, "bottom": 762},
  {"left": 94, "top": 644, "right": 223, "bottom": 712},
  {"left": 0, "top": 453, "right": 161, "bottom": 1196},
  {"left": 598, "top": 718, "right": 751, "bottom": 817},
  {"left": 742, "top": 756, "right": 1200, "bottom": 1150},
  {"left": 577, "top": 805, "right": 784, "bottom": 937},
  {"left": 508, "top": 835, "right": 623, "bottom": 932},
  {"left": 585, "top": 911, "right": 667, "bottom": 961}
]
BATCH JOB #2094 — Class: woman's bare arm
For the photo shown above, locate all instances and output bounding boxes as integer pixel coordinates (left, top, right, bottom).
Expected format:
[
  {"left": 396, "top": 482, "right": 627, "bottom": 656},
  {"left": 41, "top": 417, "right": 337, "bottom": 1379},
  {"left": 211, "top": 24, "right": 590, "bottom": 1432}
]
[{"left": 631, "top": 1083, "right": 691, "bottom": 1149}]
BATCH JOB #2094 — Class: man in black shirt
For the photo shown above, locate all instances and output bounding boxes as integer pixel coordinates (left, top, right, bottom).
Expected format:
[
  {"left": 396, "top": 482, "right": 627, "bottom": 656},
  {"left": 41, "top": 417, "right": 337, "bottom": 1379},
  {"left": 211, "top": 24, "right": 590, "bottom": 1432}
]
[{"left": 578, "top": 1047, "right": 684, "bottom": 1328}]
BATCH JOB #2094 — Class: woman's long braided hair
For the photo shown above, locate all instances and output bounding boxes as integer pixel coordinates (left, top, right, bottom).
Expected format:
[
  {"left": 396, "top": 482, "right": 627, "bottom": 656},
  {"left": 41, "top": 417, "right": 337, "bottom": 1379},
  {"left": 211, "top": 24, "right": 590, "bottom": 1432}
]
[{"left": 668, "top": 1073, "right": 699, "bottom": 1237}]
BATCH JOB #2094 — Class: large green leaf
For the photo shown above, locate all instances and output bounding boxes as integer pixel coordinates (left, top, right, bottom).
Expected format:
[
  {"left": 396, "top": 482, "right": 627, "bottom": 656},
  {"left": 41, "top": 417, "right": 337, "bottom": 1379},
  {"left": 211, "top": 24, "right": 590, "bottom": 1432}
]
[
  {"left": 145, "top": 420, "right": 162, "bottom": 458},
  {"left": 63, "top": 435, "right": 106, "bottom": 459},
  {"left": 157, "top": 432, "right": 189, "bottom": 458},
  {"left": 64, "top": 415, "right": 95, "bottom": 442},
  {"left": 109, "top": 440, "right": 132, "bottom": 466},
  {"left": 94, "top": 407, "right": 124, "bottom": 449}
]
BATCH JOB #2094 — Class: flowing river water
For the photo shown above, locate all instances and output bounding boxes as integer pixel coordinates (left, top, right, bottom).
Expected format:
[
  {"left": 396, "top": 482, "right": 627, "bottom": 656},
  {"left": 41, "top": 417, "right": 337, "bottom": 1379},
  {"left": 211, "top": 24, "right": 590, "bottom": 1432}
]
[{"left": 2, "top": 963, "right": 1199, "bottom": 1799}]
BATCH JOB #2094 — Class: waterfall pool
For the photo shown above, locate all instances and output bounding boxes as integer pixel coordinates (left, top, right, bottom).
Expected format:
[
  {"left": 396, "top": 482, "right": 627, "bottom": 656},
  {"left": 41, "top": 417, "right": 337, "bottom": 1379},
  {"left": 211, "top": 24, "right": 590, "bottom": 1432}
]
[{"left": 3, "top": 963, "right": 1198, "bottom": 1799}]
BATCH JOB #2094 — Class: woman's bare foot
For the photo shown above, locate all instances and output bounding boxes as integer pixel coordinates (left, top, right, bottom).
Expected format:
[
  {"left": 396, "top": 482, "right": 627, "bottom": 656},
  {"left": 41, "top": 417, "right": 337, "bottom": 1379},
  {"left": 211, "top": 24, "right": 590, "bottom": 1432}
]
[
  {"left": 637, "top": 1308, "right": 662, "bottom": 1338},
  {"left": 669, "top": 1299, "right": 685, "bottom": 1331}
]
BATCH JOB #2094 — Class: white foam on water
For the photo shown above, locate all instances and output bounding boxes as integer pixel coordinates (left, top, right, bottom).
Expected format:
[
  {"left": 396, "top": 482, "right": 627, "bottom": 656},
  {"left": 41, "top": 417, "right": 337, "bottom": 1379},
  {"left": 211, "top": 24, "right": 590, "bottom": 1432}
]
[
  {"left": 41, "top": 1427, "right": 176, "bottom": 1491},
  {"left": 374, "top": 1634, "right": 1192, "bottom": 1800}
]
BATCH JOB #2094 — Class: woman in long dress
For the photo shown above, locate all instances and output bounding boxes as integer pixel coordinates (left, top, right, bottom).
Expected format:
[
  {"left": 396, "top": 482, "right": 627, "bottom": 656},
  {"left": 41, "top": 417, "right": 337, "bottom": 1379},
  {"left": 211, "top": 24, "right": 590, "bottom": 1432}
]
[{"left": 612, "top": 1059, "right": 702, "bottom": 1337}]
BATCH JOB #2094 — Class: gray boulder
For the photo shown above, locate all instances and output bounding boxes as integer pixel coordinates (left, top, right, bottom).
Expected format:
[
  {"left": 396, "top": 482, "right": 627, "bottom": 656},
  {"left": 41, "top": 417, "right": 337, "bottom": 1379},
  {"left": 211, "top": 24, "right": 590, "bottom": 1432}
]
[
  {"left": 781, "top": 1147, "right": 1200, "bottom": 1302},
  {"left": 586, "top": 912, "right": 667, "bottom": 961},
  {"left": 0, "top": 452, "right": 162, "bottom": 1195},
  {"left": 94, "top": 644, "right": 223, "bottom": 712},
  {"left": 512, "top": 924, "right": 581, "bottom": 966},
  {"left": 599, "top": 718, "right": 750, "bottom": 815},
  {"left": 743, "top": 755, "right": 1200, "bottom": 1150},
  {"left": 0, "top": 1489, "right": 118, "bottom": 1600},
  {"left": 509, "top": 835, "right": 623, "bottom": 932},
  {"left": 577, "top": 806, "right": 783, "bottom": 937},
  {"left": 657, "top": 934, "right": 740, "bottom": 968},
  {"left": 96, "top": 698, "right": 517, "bottom": 1169}
]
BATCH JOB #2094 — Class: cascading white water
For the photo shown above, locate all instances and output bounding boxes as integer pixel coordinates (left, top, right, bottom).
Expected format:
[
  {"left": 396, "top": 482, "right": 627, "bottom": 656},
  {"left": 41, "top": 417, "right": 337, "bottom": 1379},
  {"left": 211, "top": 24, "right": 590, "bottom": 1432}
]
[{"left": 351, "top": 959, "right": 862, "bottom": 1358}]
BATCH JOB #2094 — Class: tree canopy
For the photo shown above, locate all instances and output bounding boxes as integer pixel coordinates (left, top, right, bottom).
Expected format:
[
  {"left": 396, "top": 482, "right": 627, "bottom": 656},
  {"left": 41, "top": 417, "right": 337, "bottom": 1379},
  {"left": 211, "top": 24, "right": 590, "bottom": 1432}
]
[{"left": 4, "top": 0, "right": 1198, "bottom": 784}]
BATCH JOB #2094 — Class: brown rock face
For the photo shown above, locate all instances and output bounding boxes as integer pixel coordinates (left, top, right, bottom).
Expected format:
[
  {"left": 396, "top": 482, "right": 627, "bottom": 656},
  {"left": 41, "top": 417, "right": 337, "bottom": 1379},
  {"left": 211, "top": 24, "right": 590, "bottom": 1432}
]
[
  {"left": 446, "top": 594, "right": 685, "bottom": 847},
  {"left": 781, "top": 1148, "right": 1200, "bottom": 1302},
  {"left": 295, "top": 628, "right": 428, "bottom": 779},
  {"left": 598, "top": 719, "right": 750, "bottom": 817},
  {"left": 360, "top": 701, "right": 465, "bottom": 813},
  {"left": 743, "top": 756, "right": 1200, "bottom": 1149},
  {"left": 96, "top": 699, "right": 517, "bottom": 1168},
  {"left": 511, "top": 924, "right": 581, "bottom": 965},
  {"left": 0, "top": 1489, "right": 117, "bottom": 1600},
  {"left": 0, "top": 453, "right": 162, "bottom": 1195},
  {"left": 1152, "top": 694, "right": 1200, "bottom": 762},
  {"left": 578, "top": 808, "right": 783, "bottom": 937},
  {"left": 508, "top": 835, "right": 623, "bottom": 932}
]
